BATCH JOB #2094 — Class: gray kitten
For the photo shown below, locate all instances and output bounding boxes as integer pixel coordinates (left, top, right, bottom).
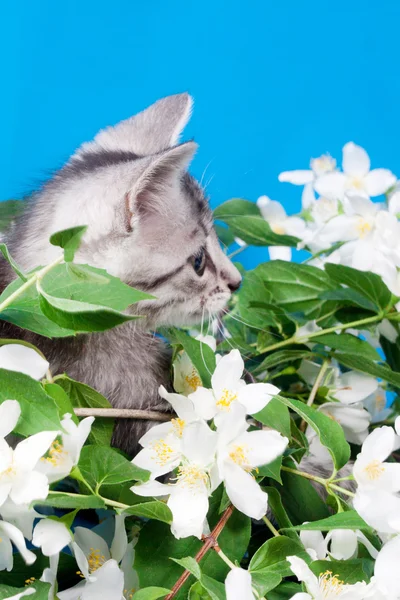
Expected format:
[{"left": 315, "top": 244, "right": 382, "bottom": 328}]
[{"left": 0, "top": 94, "right": 242, "bottom": 455}]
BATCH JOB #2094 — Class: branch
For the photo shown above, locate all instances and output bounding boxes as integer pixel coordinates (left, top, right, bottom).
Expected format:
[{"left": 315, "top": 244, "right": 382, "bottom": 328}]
[
  {"left": 73, "top": 407, "right": 173, "bottom": 421},
  {"left": 165, "top": 504, "right": 235, "bottom": 600}
]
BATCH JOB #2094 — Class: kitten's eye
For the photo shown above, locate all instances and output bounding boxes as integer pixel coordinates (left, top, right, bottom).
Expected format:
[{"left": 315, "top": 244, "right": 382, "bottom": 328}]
[{"left": 191, "top": 247, "right": 206, "bottom": 276}]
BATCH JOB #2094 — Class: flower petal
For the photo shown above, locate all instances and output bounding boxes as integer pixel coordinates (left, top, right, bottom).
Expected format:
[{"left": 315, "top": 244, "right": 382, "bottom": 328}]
[
  {"left": 326, "top": 529, "right": 357, "bottom": 560},
  {"left": 132, "top": 439, "right": 181, "bottom": 479},
  {"left": 300, "top": 529, "right": 327, "bottom": 560},
  {"left": 10, "top": 470, "right": 50, "bottom": 505},
  {"left": 110, "top": 515, "right": 127, "bottom": 564},
  {"left": 211, "top": 349, "right": 244, "bottom": 398},
  {"left": 73, "top": 526, "right": 110, "bottom": 568},
  {"left": 14, "top": 431, "right": 58, "bottom": 471},
  {"left": 334, "top": 372, "right": 378, "bottom": 404},
  {"left": 189, "top": 387, "right": 217, "bottom": 420},
  {"left": 234, "top": 430, "right": 288, "bottom": 468},
  {"left": 237, "top": 382, "right": 279, "bottom": 415},
  {"left": 360, "top": 426, "right": 395, "bottom": 462},
  {"left": 0, "top": 400, "right": 21, "bottom": 438},
  {"left": 82, "top": 559, "right": 124, "bottom": 600},
  {"left": 159, "top": 386, "right": 198, "bottom": 422},
  {"left": 131, "top": 480, "right": 170, "bottom": 498},
  {"left": 287, "top": 556, "right": 320, "bottom": 597},
  {"left": 353, "top": 489, "right": 400, "bottom": 534},
  {"left": 168, "top": 484, "right": 209, "bottom": 539},
  {"left": 374, "top": 534, "right": 400, "bottom": 595},
  {"left": 257, "top": 196, "right": 287, "bottom": 223},
  {"left": 0, "top": 344, "right": 49, "bottom": 380},
  {"left": 225, "top": 567, "right": 256, "bottom": 600},
  {"left": 0, "top": 500, "right": 40, "bottom": 540},
  {"left": 364, "top": 169, "right": 396, "bottom": 196},
  {"left": 0, "top": 520, "right": 36, "bottom": 566},
  {"left": 32, "top": 518, "right": 72, "bottom": 556},
  {"left": 268, "top": 246, "right": 292, "bottom": 261},
  {"left": 314, "top": 172, "right": 346, "bottom": 200},
  {"left": 0, "top": 529, "right": 13, "bottom": 571},
  {"left": 342, "top": 142, "right": 370, "bottom": 176},
  {"left": 223, "top": 460, "right": 268, "bottom": 519},
  {"left": 181, "top": 421, "right": 217, "bottom": 466},
  {"left": 278, "top": 170, "right": 314, "bottom": 185},
  {"left": 61, "top": 415, "right": 94, "bottom": 466},
  {"left": 0, "top": 437, "right": 13, "bottom": 474}
]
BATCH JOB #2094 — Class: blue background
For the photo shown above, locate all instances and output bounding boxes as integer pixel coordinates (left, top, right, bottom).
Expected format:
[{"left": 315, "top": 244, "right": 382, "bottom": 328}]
[{"left": 2, "top": 0, "right": 400, "bottom": 268}]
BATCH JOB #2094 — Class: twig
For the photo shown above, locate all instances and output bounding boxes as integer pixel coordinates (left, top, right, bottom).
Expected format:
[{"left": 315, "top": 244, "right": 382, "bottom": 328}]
[
  {"left": 299, "top": 359, "right": 329, "bottom": 431},
  {"left": 164, "top": 505, "right": 235, "bottom": 600},
  {"left": 73, "top": 407, "right": 173, "bottom": 421}
]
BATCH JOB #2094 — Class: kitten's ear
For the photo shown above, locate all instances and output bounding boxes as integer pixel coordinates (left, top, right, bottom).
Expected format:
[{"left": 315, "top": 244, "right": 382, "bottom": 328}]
[
  {"left": 125, "top": 141, "right": 197, "bottom": 229},
  {"left": 93, "top": 93, "right": 193, "bottom": 155}
]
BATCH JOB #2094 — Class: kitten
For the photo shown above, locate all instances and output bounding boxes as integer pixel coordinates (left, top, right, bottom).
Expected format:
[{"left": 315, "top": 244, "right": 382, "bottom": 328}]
[{"left": 0, "top": 94, "right": 242, "bottom": 455}]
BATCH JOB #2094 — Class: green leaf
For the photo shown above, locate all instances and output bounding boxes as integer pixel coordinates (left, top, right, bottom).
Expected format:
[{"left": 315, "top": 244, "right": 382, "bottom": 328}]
[
  {"left": 34, "top": 491, "right": 105, "bottom": 509},
  {"left": 0, "top": 582, "right": 51, "bottom": 600},
  {"left": 57, "top": 375, "right": 113, "bottom": 446},
  {"left": 188, "top": 581, "right": 213, "bottom": 600},
  {"left": 325, "top": 263, "right": 392, "bottom": 313},
  {"left": 310, "top": 559, "right": 371, "bottom": 584},
  {"left": 39, "top": 286, "right": 137, "bottom": 332},
  {"left": 214, "top": 199, "right": 299, "bottom": 247},
  {"left": 321, "top": 287, "right": 377, "bottom": 312},
  {"left": 381, "top": 334, "right": 400, "bottom": 373},
  {"left": 255, "top": 348, "right": 318, "bottom": 372},
  {"left": 0, "top": 242, "right": 27, "bottom": 280},
  {"left": 334, "top": 353, "right": 400, "bottom": 389},
  {"left": 258, "top": 455, "right": 283, "bottom": 484},
  {"left": 267, "top": 583, "right": 304, "bottom": 600},
  {"left": 281, "top": 510, "right": 369, "bottom": 531},
  {"left": 0, "top": 369, "right": 61, "bottom": 436},
  {"left": 272, "top": 459, "right": 330, "bottom": 525},
  {"left": 239, "top": 261, "right": 336, "bottom": 324},
  {"left": 171, "top": 556, "right": 202, "bottom": 579},
  {"left": 132, "top": 587, "right": 171, "bottom": 600},
  {"left": 44, "top": 382, "right": 79, "bottom": 423},
  {"left": 78, "top": 445, "right": 149, "bottom": 490},
  {"left": 170, "top": 328, "right": 216, "bottom": 388},
  {"left": 277, "top": 396, "right": 350, "bottom": 470},
  {"left": 50, "top": 225, "right": 88, "bottom": 261},
  {"left": 0, "top": 199, "right": 25, "bottom": 232},
  {"left": 249, "top": 536, "right": 308, "bottom": 596},
  {"left": 262, "top": 487, "right": 300, "bottom": 542},
  {"left": 124, "top": 500, "right": 173, "bottom": 524},
  {"left": 198, "top": 575, "right": 225, "bottom": 600},
  {"left": 214, "top": 224, "right": 236, "bottom": 248},
  {"left": 253, "top": 397, "right": 291, "bottom": 438},
  {"left": 311, "top": 332, "right": 381, "bottom": 361}
]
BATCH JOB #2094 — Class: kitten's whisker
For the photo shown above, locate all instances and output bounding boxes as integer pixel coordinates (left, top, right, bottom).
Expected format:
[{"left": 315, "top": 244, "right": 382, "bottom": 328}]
[{"left": 222, "top": 309, "right": 282, "bottom": 341}]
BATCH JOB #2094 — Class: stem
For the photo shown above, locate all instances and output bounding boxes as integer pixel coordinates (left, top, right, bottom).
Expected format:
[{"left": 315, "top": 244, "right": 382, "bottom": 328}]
[
  {"left": 328, "top": 483, "right": 355, "bottom": 498},
  {"left": 281, "top": 465, "right": 326, "bottom": 486},
  {"left": 164, "top": 505, "right": 235, "bottom": 600},
  {"left": 213, "top": 547, "right": 236, "bottom": 569},
  {"left": 262, "top": 515, "right": 280, "bottom": 537},
  {"left": 228, "top": 244, "right": 248, "bottom": 259},
  {"left": 73, "top": 407, "right": 173, "bottom": 421},
  {"left": 99, "top": 496, "right": 130, "bottom": 510},
  {"left": 300, "top": 360, "right": 329, "bottom": 431},
  {"left": 0, "top": 254, "right": 64, "bottom": 313},
  {"left": 261, "top": 314, "right": 383, "bottom": 354}
]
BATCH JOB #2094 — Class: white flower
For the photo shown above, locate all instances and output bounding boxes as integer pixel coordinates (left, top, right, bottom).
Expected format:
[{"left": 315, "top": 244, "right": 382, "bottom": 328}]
[
  {"left": 58, "top": 559, "right": 125, "bottom": 600},
  {"left": 0, "top": 400, "right": 58, "bottom": 507},
  {"left": 216, "top": 404, "right": 288, "bottom": 519},
  {"left": 287, "top": 555, "right": 370, "bottom": 599},
  {"left": 133, "top": 421, "right": 218, "bottom": 539},
  {"left": 32, "top": 518, "right": 73, "bottom": 556},
  {"left": 173, "top": 335, "right": 216, "bottom": 395},
  {"left": 0, "top": 344, "right": 49, "bottom": 380},
  {"left": 319, "top": 402, "right": 371, "bottom": 445},
  {"left": 353, "top": 426, "right": 400, "bottom": 492},
  {"left": 300, "top": 527, "right": 377, "bottom": 562},
  {"left": 0, "top": 499, "right": 41, "bottom": 540},
  {"left": 0, "top": 519, "right": 36, "bottom": 571},
  {"left": 369, "top": 534, "right": 400, "bottom": 600},
  {"left": 225, "top": 567, "right": 256, "bottom": 600},
  {"left": 279, "top": 154, "right": 337, "bottom": 185},
  {"left": 190, "top": 349, "right": 279, "bottom": 424},
  {"left": 330, "top": 370, "right": 378, "bottom": 405},
  {"left": 363, "top": 387, "right": 391, "bottom": 424},
  {"left": 132, "top": 385, "right": 199, "bottom": 479},
  {"left": 315, "top": 142, "right": 396, "bottom": 199},
  {"left": 36, "top": 413, "right": 94, "bottom": 483},
  {"left": 257, "top": 196, "right": 307, "bottom": 261},
  {"left": 354, "top": 488, "right": 400, "bottom": 535},
  {"left": 58, "top": 516, "right": 137, "bottom": 600}
]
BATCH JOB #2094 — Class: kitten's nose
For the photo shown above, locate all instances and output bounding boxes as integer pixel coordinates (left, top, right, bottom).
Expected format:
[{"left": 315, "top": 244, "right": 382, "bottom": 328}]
[{"left": 228, "top": 278, "right": 242, "bottom": 292}]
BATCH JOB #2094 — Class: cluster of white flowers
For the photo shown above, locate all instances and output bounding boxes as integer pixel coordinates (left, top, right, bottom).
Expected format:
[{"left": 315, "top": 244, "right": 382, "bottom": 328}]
[
  {"left": 132, "top": 341, "right": 287, "bottom": 539},
  {"left": 259, "top": 142, "right": 400, "bottom": 300}
]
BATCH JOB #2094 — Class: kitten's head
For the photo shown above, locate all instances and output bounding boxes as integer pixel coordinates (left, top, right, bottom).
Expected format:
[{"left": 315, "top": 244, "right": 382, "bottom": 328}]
[{"left": 20, "top": 94, "right": 242, "bottom": 327}]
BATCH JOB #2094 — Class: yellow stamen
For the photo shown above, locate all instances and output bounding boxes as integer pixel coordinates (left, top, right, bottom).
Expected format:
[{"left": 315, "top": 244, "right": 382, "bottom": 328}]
[
  {"left": 150, "top": 439, "right": 176, "bottom": 466},
  {"left": 216, "top": 388, "right": 238, "bottom": 411},
  {"left": 350, "top": 176, "right": 365, "bottom": 190},
  {"left": 171, "top": 418, "right": 186, "bottom": 438},
  {"left": 375, "top": 392, "right": 386, "bottom": 412},
  {"left": 356, "top": 217, "right": 372, "bottom": 238},
  {"left": 87, "top": 547, "right": 106, "bottom": 573},
  {"left": 364, "top": 459, "right": 385, "bottom": 480},
  {"left": 229, "top": 444, "right": 251, "bottom": 471},
  {"left": 177, "top": 464, "right": 209, "bottom": 489},
  {"left": 318, "top": 570, "right": 345, "bottom": 597},
  {"left": 184, "top": 368, "right": 202, "bottom": 392},
  {"left": 271, "top": 223, "right": 286, "bottom": 235},
  {"left": 41, "top": 439, "right": 67, "bottom": 466}
]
